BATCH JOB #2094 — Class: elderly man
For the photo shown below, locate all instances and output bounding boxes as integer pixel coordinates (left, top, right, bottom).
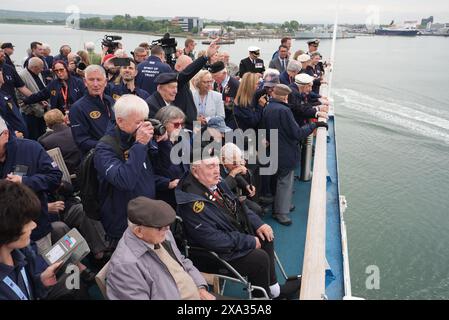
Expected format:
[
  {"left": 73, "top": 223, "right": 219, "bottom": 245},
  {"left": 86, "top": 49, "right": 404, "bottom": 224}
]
[
  {"left": 176, "top": 151, "right": 301, "bottom": 299},
  {"left": 0, "top": 115, "right": 62, "bottom": 253},
  {"left": 85, "top": 42, "right": 101, "bottom": 65},
  {"left": 209, "top": 61, "right": 240, "bottom": 117},
  {"left": 132, "top": 47, "right": 148, "bottom": 64},
  {"left": 136, "top": 45, "right": 172, "bottom": 95},
  {"left": 280, "top": 60, "right": 302, "bottom": 86},
  {"left": 239, "top": 46, "right": 265, "bottom": 77},
  {"left": 53, "top": 45, "right": 71, "bottom": 64},
  {"left": 218, "top": 51, "right": 239, "bottom": 77},
  {"left": 269, "top": 45, "right": 290, "bottom": 73},
  {"left": 145, "top": 73, "right": 178, "bottom": 118},
  {"left": 41, "top": 43, "right": 54, "bottom": 72},
  {"left": 108, "top": 59, "right": 149, "bottom": 101},
  {"left": 261, "top": 84, "right": 328, "bottom": 226},
  {"left": 94, "top": 94, "right": 176, "bottom": 246},
  {"left": 18, "top": 57, "right": 47, "bottom": 140},
  {"left": 69, "top": 65, "right": 115, "bottom": 155},
  {"left": 106, "top": 196, "right": 215, "bottom": 300}
]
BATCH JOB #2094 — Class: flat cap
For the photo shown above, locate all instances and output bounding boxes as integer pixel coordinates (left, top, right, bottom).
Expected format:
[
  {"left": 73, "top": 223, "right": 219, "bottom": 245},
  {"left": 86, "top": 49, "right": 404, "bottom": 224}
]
[
  {"left": 297, "top": 54, "right": 311, "bottom": 63},
  {"left": 272, "top": 84, "right": 292, "bottom": 96},
  {"left": 155, "top": 72, "right": 178, "bottom": 85},
  {"left": 307, "top": 39, "right": 320, "bottom": 45},
  {"left": 1, "top": 42, "right": 14, "bottom": 49},
  {"left": 208, "top": 61, "right": 226, "bottom": 74},
  {"left": 127, "top": 197, "right": 176, "bottom": 228},
  {"left": 295, "top": 73, "right": 314, "bottom": 85}
]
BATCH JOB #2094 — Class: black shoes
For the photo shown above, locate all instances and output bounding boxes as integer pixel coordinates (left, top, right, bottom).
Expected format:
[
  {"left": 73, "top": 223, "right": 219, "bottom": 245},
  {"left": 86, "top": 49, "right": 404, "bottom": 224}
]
[
  {"left": 277, "top": 277, "right": 302, "bottom": 300},
  {"left": 272, "top": 213, "right": 292, "bottom": 226}
]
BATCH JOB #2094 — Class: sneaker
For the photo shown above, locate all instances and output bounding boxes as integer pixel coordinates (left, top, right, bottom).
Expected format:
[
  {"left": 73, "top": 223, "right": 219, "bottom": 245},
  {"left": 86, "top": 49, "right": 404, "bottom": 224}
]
[{"left": 272, "top": 213, "right": 292, "bottom": 226}]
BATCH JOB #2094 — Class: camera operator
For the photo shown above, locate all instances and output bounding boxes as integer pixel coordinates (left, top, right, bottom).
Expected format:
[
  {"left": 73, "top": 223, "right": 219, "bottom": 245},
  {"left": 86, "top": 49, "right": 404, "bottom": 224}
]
[
  {"left": 101, "top": 35, "right": 122, "bottom": 56},
  {"left": 108, "top": 59, "right": 150, "bottom": 101},
  {"left": 67, "top": 52, "right": 86, "bottom": 79}
]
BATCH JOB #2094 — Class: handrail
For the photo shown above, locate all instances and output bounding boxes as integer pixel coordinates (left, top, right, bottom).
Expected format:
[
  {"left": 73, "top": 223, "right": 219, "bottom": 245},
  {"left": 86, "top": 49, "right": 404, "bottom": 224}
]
[
  {"left": 299, "top": 121, "right": 328, "bottom": 300},
  {"left": 300, "top": 4, "right": 338, "bottom": 300}
]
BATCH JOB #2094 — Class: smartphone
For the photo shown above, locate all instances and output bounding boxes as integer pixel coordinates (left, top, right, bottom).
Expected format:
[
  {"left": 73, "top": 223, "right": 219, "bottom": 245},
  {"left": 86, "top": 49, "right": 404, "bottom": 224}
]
[{"left": 113, "top": 57, "right": 130, "bottom": 67}]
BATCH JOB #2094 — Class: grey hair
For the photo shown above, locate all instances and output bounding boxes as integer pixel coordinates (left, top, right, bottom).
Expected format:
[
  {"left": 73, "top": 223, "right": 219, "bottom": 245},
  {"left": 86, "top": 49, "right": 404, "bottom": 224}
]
[
  {"left": 220, "top": 143, "right": 243, "bottom": 164},
  {"left": 84, "top": 64, "right": 106, "bottom": 78},
  {"left": 134, "top": 46, "right": 146, "bottom": 54},
  {"left": 28, "top": 57, "right": 43, "bottom": 69},
  {"left": 263, "top": 68, "right": 280, "bottom": 79},
  {"left": 128, "top": 219, "right": 139, "bottom": 229},
  {"left": 41, "top": 43, "right": 51, "bottom": 51},
  {"left": 154, "top": 106, "right": 185, "bottom": 125},
  {"left": 0, "top": 115, "right": 7, "bottom": 132},
  {"left": 114, "top": 94, "right": 148, "bottom": 120},
  {"left": 310, "top": 52, "right": 321, "bottom": 59},
  {"left": 192, "top": 69, "right": 212, "bottom": 89},
  {"left": 84, "top": 41, "right": 95, "bottom": 51},
  {"left": 287, "top": 60, "right": 302, "bottom": 73}
]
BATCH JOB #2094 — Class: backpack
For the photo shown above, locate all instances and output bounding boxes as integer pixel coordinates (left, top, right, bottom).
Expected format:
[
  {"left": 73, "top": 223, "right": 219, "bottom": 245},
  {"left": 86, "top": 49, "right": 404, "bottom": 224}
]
[{"left": 78, "top": 131, "right": 123, "bottom": 220}]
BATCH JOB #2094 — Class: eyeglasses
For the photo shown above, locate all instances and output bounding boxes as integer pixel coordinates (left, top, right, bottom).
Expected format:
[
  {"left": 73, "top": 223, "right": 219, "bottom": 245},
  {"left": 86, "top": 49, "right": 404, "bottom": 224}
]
[
  {"left": 53, "top": 68, "right": 66, "bottom": 73},
  {"left": 170, "top": 121, "right": 184, "bottom": 129},
  {"left": 202, "top": 80, "right": 214, "bottom": 84}
]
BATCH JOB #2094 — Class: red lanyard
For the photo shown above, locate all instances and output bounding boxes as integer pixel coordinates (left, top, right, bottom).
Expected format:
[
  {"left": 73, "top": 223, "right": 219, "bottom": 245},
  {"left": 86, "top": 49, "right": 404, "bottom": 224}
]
[{"left": 60, "top": 84, "right": 68, "bottom": 111}]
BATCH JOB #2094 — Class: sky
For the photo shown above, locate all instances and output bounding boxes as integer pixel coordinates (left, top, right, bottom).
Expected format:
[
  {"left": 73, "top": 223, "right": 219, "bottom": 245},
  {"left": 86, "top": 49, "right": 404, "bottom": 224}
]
[{"left": 1, "top": 0, "right": 448, "bottom": 24}]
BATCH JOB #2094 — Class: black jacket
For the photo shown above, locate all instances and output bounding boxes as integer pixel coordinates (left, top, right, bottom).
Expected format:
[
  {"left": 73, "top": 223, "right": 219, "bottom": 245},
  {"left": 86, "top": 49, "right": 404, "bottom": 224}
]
[
  {"left": 239, "top": 57, "right": 265, "bottom": 77},
  {"left": 145, "top": 91, "right": 168, "bottom": 118}
]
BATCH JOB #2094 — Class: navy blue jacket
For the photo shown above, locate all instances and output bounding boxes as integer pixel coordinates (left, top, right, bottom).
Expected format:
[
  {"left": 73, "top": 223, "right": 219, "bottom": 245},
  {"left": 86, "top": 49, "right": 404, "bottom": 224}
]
[
  {"left": 0, "top": 62, "right": 25, "bottom": 104},
  {"left": 280, "top": 70, "right": 294, "bottom": 86},
  {"left": 145, "top": 91, "right": 168, "bottom": 118},
  {"left": 288, "top": 83, "right": 319, "bottom": 125},
  {"left": 24, "top": 76, "right": 86, "bottom": 112},
  {"left": 174, "top": 56, "right": 210, "bottom": 129},
  {"left": 261, "top": 99, "right": 317, "bottom": 171},
  {"left": 107, "top": 82, "right": 150, "bottom": 101},
  {"left": 0, "top": 91, "right": 28, "bottom": 137},
  {"left": 0, "top": 247, "right": 48, "bottom": 300},
  {"left": 227, "top": 103, "right": 263, "bottom": 131},
  {"left": 176, "top": 173, "right": 264, "bottom": 261},
  {"left": 69, "top": 94, "right": 115, "bottom": 155},
  {"left": 136, "top": 56, "right": 173, "bottom": 95},
  {"left": 0, "top": 136, "right": 62, "bottom": 241},
  {"left": 94, "top": 126, "right": 169, "bottom": 239}
]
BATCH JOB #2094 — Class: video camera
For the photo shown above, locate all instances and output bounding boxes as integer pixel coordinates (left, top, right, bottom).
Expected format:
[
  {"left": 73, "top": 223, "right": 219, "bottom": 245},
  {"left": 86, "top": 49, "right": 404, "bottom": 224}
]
[
  {"left": 145, "top": 118, "right": 166, "bottom": 136},
  {"left": 151, "top": 33, "right": 177, "bottom": 68},
  {"left": 73, "top": 56, "right": 87, "bottom": 71},
  {"left": 102, "top": 35, "right": 122, "bottom": 54}
]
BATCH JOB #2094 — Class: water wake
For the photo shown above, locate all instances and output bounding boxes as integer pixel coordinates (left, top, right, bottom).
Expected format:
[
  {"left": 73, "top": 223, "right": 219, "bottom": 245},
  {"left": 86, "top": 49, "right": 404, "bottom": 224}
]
[{"left": 334, "top": 88, "right": 449, "bottom": 144}]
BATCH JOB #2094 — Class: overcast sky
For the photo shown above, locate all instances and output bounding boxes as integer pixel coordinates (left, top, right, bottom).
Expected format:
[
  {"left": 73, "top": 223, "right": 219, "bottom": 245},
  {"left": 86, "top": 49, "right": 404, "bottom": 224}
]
[{"left": 1, "top": 0, "right": 448, "bottom": 24}]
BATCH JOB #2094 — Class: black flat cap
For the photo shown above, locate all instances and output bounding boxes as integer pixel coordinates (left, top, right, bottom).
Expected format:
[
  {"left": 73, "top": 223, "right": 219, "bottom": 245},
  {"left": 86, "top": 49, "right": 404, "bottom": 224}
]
[
  {"left": 1, "top": 43, "right": 14, "bottom": 49},
  {"left": 127, "top": 197, "right": 176, "bottom": 228},
  {"left": 155, "top": 72, "right": 178, "bottom": 85},
  {"left": 208, "top": 61, "right": 226, "bottom": 74}
]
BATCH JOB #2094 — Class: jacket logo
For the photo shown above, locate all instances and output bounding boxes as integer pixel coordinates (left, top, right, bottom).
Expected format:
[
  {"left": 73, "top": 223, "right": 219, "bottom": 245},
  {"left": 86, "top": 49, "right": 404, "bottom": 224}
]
[
  {"left": 193, "top": 201, "right": 205, "bottom": 214},
  {"left": 113, "top": 94, "right": 121, "bottom": 101},
  {"left": 123, "top": 150, "right": 129, "bottom": 161},
  {"left": 7, "top": 102, "right": 13, "bottom": 110},
  {"left": 51, "top": 90, "right": 57, "bottom": 96},
  {"left": 89, "top": 111, "right": 101, "bottom": 119}
]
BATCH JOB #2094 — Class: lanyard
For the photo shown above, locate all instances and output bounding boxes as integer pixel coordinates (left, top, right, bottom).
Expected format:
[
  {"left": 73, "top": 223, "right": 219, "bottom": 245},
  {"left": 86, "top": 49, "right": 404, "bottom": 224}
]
[
  {"left": 60, "top": 84, "right": 69, "bottom": 111},
  {"left": 2, "top": 267, "right": 31, "bottom": 300}
]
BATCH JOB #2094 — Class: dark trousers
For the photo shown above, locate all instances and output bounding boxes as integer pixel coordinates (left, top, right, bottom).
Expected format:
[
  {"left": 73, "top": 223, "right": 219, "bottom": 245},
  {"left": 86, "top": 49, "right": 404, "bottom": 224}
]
[
  {"left": 24, "top": 114, "right": 46, "bottom": 141},
  {"left": 228, "top": 240, "right": 277, "bottom": 296}
]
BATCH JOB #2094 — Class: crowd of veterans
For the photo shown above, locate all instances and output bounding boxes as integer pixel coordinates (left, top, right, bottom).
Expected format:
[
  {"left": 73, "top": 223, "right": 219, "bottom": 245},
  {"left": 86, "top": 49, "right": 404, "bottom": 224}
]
[{"left": 0, "top": 36, "right": 330, "bottom": 300}]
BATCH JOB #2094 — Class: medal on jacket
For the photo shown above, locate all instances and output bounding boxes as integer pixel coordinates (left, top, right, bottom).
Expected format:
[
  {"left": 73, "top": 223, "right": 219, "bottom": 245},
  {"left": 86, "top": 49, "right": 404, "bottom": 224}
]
[
  {"left": 193, "top": 201, "right": 205, "bottom": 214},
  {"left": 89, "top": 111, "right": 101, "bottom": 119}
]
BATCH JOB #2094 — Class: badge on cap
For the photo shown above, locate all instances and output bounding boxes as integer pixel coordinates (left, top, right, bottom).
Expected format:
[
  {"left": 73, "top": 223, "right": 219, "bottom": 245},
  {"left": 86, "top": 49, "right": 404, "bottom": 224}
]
[
  {"left": 193, "top": 201, "right": 205, "bottom": 214},
  {"left": 89, "top": 111, "right": 101, "bottom": 119}
]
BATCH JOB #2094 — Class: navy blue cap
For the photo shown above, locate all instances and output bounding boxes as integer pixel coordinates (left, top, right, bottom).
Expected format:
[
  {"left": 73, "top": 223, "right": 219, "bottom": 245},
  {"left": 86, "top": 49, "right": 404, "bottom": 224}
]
[
  {"left": 207, "top": 116, "right": 232, "bottom": 133},
  {"left": 1, "top": 43, "right": 14, "bottom": 49},
  {"left": 208, "top": 61, "right": 225, "bottom": 74},
  {"left": 155, "top": 72, "right": 178, "bottom": 85}
]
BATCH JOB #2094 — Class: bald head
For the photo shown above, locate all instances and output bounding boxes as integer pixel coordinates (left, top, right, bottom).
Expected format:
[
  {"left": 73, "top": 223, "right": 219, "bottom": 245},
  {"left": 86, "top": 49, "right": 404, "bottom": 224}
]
[
  {"left": 175, "top": 55, "right": 193, "bottom": 72},
  {"left": 28, "top": 57, "right": 44, "bottom": 74}
]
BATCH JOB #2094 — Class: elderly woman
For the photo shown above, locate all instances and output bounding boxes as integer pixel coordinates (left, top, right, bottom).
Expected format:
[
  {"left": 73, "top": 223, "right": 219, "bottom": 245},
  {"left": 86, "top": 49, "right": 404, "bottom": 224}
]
[
  {"left": 154, "top": 106, "right": 190, "bottom": 208},
  {"left": 0, "top": 181, "right": 61, "bottom": 300},
  {"left": 192, "top": 70, "right": 225, "bottom": 126}
]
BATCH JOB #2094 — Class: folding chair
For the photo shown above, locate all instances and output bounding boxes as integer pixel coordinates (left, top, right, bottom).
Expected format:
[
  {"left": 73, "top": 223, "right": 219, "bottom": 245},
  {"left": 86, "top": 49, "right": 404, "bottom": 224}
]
[
  {"left": 46, "top": 147, "right": 75, "bottom": 184},
  {"left": 95, "top": 261, "right": 110, "bottom": 300}
]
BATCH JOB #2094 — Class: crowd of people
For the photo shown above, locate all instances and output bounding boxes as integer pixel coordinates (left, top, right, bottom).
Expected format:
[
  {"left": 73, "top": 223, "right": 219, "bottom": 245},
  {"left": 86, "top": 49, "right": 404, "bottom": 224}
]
[{"left": 0, "top": 36, "right": 330, "bottom": 300}]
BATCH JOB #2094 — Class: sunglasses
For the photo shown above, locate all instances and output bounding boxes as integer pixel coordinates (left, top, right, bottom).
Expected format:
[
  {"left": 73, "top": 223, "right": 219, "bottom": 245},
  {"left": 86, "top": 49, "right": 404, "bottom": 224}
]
[
  {"left": 171, "top": 121, "right": 184, "bottom": 129},
  {"left": 53, "top": 68, "right": 66, "bottom": 73}
]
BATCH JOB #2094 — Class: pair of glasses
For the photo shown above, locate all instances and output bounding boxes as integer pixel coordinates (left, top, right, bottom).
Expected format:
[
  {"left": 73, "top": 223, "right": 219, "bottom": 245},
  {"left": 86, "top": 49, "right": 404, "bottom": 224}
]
[
  {"left": 53, "top": 68, "right": 65, "bottom": 73},
  {"left": 171, "top": 121, "right": 184, "bottom": 129}
]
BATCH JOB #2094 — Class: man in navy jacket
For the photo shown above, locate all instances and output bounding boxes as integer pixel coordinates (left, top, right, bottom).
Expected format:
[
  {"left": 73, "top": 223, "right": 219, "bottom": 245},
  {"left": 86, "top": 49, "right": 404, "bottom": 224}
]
[
  {"left": 94, "top": 95, "right": 175, "bottom": 245},
  {"left": 69, "top": 65, "right": 115, "bottom": 156},
  {"left": 136, "top": 45, "right": 172, "bottom": 95},
  {"left": 0, "top": 116, "right": 62, "bottom": 249},
  {"left": 261, "top": 84, "right": 328, "bottom": 226}
]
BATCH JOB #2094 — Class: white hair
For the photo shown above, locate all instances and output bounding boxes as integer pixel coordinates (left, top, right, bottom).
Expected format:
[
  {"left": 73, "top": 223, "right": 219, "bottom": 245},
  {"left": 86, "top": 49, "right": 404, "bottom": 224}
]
[
  {"left": 287, "top": 60, "right": 302, "bottom": 73},
  {"left": 0, "top": 115, "right": 8, "bottom": 132},
  {"left": 84, "top": 64, "right": 106, "bottom": 78},
  {"left": 84, "top": 41, "right": 95, "bottom": 51},
  {"left": 114, "top": 94, "right": 149, "bottom": 120},
  {"left": 220, "top": 143, "right": 243, "bottom": 164},
  {"left": 41, "top": 43, "right": 51, "bottom": 51},
  {"left": 263, "top": 68, "right": 280, "bottom": 79},
  {"left": 28, "top": 57, "right": 43, "bottom": 69}
]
